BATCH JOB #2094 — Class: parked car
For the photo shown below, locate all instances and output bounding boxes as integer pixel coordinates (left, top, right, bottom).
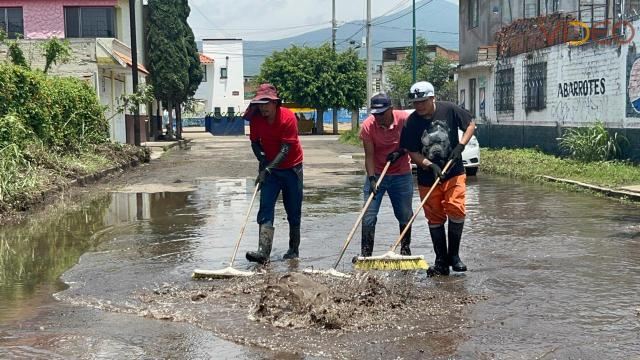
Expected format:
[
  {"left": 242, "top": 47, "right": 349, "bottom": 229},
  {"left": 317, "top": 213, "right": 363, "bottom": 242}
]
[{"left": 404, "top": 110, "right": 480, "bottom": 176}]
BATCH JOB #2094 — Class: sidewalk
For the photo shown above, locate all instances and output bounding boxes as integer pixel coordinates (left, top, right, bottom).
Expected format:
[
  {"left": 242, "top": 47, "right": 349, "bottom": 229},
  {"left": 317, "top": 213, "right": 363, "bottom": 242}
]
[{"left": 142, "top": 128, "right": 211, "bottom": 160}]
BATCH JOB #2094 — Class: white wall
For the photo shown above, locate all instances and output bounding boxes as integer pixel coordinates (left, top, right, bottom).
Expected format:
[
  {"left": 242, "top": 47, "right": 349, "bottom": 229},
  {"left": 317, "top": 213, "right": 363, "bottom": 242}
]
[
  {"left": 117, "top": 0, "right": 145, "bottom": 65},
  {"left": 461, "top": 39, "right": 634, "bottom": 129},
  {"left": 194, "top": 63, "right": 215, "bottom": 113},
  {"left": 202, "top": 39, "right": 246, "bottom": 115}
]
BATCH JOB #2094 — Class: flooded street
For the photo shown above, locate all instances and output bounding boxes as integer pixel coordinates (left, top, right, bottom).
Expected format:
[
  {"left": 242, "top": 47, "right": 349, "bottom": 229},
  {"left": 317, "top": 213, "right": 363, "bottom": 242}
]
[{"left": 1, "top": 134, "right": 639, "bottom": 359}]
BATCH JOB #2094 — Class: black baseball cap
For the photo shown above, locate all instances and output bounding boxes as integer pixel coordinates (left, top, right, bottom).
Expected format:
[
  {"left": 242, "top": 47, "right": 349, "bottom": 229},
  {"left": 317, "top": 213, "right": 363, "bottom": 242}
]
[{"left": 370, "top": 93, "right": 391, "bottom": 114}]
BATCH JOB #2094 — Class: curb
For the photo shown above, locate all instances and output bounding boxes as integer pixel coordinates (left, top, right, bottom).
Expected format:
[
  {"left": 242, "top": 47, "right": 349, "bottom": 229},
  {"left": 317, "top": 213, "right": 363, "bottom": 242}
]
[{"left": 542, "top": 176, "right": 640, "bottom": 201}]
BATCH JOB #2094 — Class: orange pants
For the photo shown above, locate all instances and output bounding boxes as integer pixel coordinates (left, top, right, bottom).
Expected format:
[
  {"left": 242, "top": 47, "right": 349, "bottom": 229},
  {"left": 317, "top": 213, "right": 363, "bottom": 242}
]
[{"left": 418, "top": 174, "right": 466, "bottom": 226}]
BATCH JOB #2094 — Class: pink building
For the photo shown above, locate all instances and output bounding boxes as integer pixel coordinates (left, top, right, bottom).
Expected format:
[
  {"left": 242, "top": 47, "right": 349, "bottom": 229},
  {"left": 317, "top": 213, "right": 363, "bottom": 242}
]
[
  {"left": 0, "top": 1, "right": 148, "bottom": 144},
  {"left": 0, "top": 1, "right": 117, "bottom": 39}
]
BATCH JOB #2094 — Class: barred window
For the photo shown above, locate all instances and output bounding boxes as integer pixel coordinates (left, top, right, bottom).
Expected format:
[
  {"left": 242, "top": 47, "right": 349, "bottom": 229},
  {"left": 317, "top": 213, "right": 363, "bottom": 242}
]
[
  {"left": 523, "top": 60, "right": 547, "bottom": 111},
  {"left": 0, "top": 8, "right": 23, "bottom": 39},
  {"left": 64, "top": 7, "right": 115, "bottom": 38},
  {"left": 495, "top": 66, "right": 514, "bottom": 112}
]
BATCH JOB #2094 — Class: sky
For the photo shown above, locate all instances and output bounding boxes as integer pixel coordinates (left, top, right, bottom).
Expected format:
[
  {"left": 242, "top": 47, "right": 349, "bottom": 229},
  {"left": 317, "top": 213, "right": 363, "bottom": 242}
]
[{"left": 187, "top": 0, "right": 458, "bottom": 41}]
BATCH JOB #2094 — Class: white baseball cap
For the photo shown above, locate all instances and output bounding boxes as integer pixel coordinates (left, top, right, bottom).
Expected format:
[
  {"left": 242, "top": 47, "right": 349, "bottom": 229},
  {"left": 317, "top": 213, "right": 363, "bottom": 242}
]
[{"left": 408, "top": 81, "right": 435, "bottom": 102}]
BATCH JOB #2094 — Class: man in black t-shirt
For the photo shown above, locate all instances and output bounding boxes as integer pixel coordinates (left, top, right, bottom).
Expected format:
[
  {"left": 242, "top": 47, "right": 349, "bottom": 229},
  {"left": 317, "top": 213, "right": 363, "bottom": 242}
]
[{"left": 399, "top": 81, "right": 476, "bottom": 276}]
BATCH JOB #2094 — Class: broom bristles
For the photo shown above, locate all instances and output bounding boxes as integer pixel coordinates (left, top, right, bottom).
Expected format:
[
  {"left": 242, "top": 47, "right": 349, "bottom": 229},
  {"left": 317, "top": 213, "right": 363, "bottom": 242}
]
[
  {"left": 354, "top": 258, "right": 428, "bottom": 270},
  {"left": 353, "top": 251, "right": 429, "bottom": 271}
]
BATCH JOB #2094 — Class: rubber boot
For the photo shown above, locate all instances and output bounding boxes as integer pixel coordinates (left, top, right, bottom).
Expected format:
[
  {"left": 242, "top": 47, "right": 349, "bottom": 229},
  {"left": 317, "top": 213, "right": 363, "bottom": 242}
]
[
  {"left": 283, "top": 224, "right": 300, "bottom": 259},
  {"left": 246, "top": 224, "right": 274, "bottom": 264},
  {"left": 448, "top": 221, "right": 467, "bottom": 272},
  {"left": 426, "top": 225, "right": 449, "bottom": 276},
  {"left": 361, "top": 225, "right": 375, "bottom": 257},
  {"left": 399, "top": 223, "right": 412, "bottom": 256}
]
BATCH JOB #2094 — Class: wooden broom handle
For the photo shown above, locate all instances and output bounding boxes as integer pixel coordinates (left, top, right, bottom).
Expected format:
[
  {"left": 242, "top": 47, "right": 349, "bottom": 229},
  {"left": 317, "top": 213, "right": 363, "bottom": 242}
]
[
  {"left": 333, "top": 161, "right": 392, "bottom": 269},
  {"left": 389, "top": 160, "right": 454, "bottom": 252},
  {"left": 229, "top": 182, "right": 261, "bottom": 267}
]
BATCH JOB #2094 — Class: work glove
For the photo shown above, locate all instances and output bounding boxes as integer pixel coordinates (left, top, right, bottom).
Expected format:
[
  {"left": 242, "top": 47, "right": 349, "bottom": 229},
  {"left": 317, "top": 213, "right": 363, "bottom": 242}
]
[
  {"left": 427, "top": 163, "right": 443, "bottom": 180},
  {"left": 255, "top": 168, "right": 271, "bottom": 185},
  {"left": 448, "top": 143, "right": 465, "bottom": 162},
  {"left": 386, "top": 150, "right": 403, "bottom": 164},
  {"left": 368, "top": 175, "right": 378, "bottom": 195},
  {"left": 258, "top": 159, "right": 268, "bottom": 172}
]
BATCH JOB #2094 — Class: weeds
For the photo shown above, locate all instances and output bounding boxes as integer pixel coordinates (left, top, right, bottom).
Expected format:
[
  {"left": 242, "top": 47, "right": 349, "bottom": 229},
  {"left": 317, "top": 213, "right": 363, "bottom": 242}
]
[{"left": 559, "top": 121, "right": 629, "bottom": 162}]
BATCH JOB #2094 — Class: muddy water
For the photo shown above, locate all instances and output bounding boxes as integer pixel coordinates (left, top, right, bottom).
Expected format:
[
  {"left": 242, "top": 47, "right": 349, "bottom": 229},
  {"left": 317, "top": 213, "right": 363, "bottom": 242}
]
[{"left": 1, "top": 174, "right": 639, "bottom": 358}]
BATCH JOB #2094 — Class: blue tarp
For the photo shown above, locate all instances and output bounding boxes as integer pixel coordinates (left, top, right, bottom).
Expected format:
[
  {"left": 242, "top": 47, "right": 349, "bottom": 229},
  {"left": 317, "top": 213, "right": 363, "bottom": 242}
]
[
  {"left": 205, "top": 115, "right": 246, "bottom": 136},
  {"left": 320, "top": 108, "right": 368, "bottom": 124}
]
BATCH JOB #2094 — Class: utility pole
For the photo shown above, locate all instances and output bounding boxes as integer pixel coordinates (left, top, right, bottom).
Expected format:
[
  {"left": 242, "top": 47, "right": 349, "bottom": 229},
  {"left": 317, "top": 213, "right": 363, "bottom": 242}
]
[
  {"left": 129, "top": 0, "right": 140, "bottom": 146},
  {"left": 412, "top": 0, "right": 417, "bottom": 83},
  {"left": 366, "top": 0, "right": 372, "bottom": 114},
  {"left": 332, "top": 0, "right": 338, "bottom": 134}
]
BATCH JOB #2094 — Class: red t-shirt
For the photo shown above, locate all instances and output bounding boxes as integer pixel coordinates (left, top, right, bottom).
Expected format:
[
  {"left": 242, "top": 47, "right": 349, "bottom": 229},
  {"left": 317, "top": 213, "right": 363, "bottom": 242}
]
[
  {"left": 249, "top": 107, "right": 303, "bottom": 169},
  {"left": 359, "top": 109, "right": 411, "bottom": 175}
]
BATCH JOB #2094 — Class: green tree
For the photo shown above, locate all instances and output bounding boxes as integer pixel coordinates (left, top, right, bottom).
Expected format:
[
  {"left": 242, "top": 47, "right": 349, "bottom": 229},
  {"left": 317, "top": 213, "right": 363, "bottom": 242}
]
[
  {"left": 146, "top": 0, "right": 190, "bottom": 139},
  {"left": 258, "top": 44, "right": 366, "bottom": 134},
  {"left": 174, "top": 0, "right": 203, "bottom": 139},
  {"left": 387, "top": 37, "right": 456, "bottom": 105}
]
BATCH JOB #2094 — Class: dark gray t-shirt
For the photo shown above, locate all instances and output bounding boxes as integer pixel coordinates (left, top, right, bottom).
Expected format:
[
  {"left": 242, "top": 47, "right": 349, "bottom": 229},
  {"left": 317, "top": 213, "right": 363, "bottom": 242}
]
[{"left": 400, "top": 101, "right": 473, "bottom": 186}]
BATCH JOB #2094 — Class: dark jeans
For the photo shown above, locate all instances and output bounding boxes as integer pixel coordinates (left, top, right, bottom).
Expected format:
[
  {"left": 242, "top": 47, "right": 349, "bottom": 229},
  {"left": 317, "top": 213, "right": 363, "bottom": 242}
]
[
  {"left": 362, "top": 172, "right": 414, "bottom": 227},
  {"left": 257, "top": 164, "right": 303, "bottom": 226}
]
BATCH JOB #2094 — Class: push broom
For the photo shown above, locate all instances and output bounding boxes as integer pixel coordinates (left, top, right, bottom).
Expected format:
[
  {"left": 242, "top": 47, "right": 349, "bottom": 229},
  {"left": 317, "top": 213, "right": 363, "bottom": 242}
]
[
  {"left": 304, "top": 162, "right": 392, "bottom": 278},
  {"left": 353, "top": 160, "right": 454, "bottom": 271},
  {"left": 192, "top": 183, "right": 261, "bottom": 279}
]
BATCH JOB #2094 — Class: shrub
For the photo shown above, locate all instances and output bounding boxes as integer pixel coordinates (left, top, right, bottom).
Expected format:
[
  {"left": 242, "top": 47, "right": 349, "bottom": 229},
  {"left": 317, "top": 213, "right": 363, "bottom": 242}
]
[{"left": 558, "top": 121, "right": 629, "bottom": 162}]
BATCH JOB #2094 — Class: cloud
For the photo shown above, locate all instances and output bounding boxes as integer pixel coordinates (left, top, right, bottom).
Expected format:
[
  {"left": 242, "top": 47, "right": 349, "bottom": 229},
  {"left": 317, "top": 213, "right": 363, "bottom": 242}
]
[{"left": 187, "top": 0, "right": 432, "bottom": 41}]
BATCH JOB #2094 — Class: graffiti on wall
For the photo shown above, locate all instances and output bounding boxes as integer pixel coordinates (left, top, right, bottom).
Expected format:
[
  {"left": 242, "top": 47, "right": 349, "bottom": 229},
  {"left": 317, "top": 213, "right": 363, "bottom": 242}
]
[{"left": 627, "top": 45, "right": 640, "bottom": 116}]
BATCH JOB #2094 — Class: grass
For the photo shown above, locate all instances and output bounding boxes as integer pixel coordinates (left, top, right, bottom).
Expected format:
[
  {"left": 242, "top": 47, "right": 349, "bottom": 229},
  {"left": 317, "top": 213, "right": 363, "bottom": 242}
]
[
  {"left": 481, "top": 148, "right": 640, "bottom": 188},
  {"left": 0, "top": 142, "right": 148, "bottom": 216},
  {"left": 339, "top": 128, "right": 361, "bottom": 147}
]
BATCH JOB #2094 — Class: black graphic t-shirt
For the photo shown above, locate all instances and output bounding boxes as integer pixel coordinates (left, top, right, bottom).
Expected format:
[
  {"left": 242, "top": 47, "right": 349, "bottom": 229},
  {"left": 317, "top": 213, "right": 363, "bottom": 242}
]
[{"left": 400, "top": 101, "right": 473, "bottom": 186}]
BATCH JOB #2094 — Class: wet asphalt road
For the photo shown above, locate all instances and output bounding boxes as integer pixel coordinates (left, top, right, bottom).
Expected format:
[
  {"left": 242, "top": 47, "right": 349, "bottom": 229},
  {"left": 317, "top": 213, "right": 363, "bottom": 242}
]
[{"left": 1, "top": 135, "right": 639, "bottom": 359}]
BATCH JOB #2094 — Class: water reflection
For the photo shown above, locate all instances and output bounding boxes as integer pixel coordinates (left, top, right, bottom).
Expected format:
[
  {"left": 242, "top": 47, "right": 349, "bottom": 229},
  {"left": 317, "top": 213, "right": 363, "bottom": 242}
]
[{"left": 0, "top": 191, "right": 201, "bottom": 323}]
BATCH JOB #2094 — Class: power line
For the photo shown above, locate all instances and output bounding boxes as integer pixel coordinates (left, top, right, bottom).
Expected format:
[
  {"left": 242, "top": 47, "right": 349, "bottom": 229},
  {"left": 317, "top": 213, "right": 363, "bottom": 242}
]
[
  {"left": 372, "top": 0, "right": 433, "bottom": 26},
  {"left": 375, "top": 25, "right": 458, "bottom": 35}
]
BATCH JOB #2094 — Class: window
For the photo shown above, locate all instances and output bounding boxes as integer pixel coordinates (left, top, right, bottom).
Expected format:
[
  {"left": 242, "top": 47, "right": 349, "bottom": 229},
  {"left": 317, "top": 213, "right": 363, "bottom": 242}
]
[
  {"left": 227, "top": 107, "right": 235, "bottom": 117},
  {"left": 523, "top": 59, "right": 546, "bottom": 111},
  {"left": 469, "top": 0, "right": 479, "bottom": 28},
  {"left": 220, "top": 67, "right": 228, "bottom": 79},
  {"left": 523, "top": 0, "right": 540, "bottom": 18},
  {"left": 0, "top": 8, "right": 23, "bottom": 39},
  {"left": 495, "top": 65, "right": 514, "bottom": 112},
  {"left": 579, "top": 0, "right": 608, "bottom": 40},
  {"left": 64, "top": 7, "right": 115, "bottom": 38},
  {"left": 201, "top": 65, "right": 207, "bottom": 82},
  {"left": 214, "top": 107, "right": 221, "bottom": 116},
  {"left": 469, "top": 78, "right": 477, "bottom": 117}
]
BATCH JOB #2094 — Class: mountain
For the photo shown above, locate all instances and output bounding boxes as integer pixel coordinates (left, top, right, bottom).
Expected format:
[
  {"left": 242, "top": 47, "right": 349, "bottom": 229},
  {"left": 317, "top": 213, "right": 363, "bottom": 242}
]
[{"left": 242, "top": 0, "right": 459, "bottom": 75}]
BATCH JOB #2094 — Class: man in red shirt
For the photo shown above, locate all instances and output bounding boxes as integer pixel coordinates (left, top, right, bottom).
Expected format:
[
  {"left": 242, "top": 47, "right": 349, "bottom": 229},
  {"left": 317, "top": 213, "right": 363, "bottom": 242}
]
[
  {"left": 359, "top": 93, "right": 414, "bottom": 257},
  {"left": 244, "top": 84, "right": 304, "bottom": 264}
]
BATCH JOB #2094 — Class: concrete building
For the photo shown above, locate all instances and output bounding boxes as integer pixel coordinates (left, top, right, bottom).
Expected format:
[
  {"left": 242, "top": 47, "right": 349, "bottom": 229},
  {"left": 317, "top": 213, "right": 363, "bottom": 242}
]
[
  {"left": 192, "top": 53, "right": 215, "bottom": 114},
  {"left": 200, "top": 38, "right": 245, "bottom": 117},
  {"left": 0, "top": 0, "right": 148, "bottom": 144},
  {"left": 458, "top": 0, "right": 640, "bottom": 159}
]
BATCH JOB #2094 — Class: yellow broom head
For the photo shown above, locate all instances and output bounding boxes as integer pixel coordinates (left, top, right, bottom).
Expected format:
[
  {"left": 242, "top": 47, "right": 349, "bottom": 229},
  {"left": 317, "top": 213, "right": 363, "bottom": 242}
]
[{"left": 353, "top": 251, "right": 428, "bottom": 271}]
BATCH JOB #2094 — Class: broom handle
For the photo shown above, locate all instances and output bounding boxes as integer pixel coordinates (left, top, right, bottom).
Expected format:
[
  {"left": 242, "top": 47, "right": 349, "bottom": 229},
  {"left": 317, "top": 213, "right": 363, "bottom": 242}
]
[
  {"left": 229, "top": 182, "right": 261, "bottom": 267},
  {"left": 333, "top": 161, "right": 392, "bottom": 269},
  {"left": 389, "top": 160, "right": 454, "bottom": 252}
]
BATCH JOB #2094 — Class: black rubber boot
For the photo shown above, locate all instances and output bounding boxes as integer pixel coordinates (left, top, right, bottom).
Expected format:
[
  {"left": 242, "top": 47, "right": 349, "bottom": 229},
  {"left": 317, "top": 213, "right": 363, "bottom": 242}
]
[
  {"left": 283, "top": 224, "right": 300, "bottom": 259},
  {"left": 426, "top": 225, "right": 449, "bottom": 276},
  {"left": 399, "top": 223, "right": 412, "bottom": 256},
  {"left": 448, "top": 221, "right": 467, "bottom": 272},
  {"left": 246, "top": 224, "right": 274, "bottom": 264},
  {"left": 361, "top": 225, "right": 375, "bottom": 257}
]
